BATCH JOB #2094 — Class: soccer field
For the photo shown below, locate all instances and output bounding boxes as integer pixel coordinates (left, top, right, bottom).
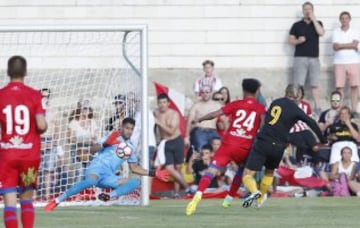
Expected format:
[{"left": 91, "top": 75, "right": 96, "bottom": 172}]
[{"left": 36, "top": 197, "right": 358, "bottom": 228}]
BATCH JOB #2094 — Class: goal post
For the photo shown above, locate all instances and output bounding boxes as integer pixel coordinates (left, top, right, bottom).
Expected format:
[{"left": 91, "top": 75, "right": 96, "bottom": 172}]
[{"left": 0, "top": 25, "right": 149, "bottom": 206}]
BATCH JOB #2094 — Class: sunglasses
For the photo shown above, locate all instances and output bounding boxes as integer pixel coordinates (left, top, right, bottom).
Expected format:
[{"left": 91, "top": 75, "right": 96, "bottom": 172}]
[
  {"left": 201, "top": 91, "right": 211, "bottom": 94},
  {"left": 331, "top": 99, "right": 341, "bottom": 102},
  {"left": 213, "top": 98, "right": 224, "bottom": 101}
]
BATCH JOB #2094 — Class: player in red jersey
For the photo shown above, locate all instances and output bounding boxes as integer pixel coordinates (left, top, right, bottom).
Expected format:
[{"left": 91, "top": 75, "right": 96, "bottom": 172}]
[
  {"left": 0, "top": 56, "right": 47, "bottom": 228},
  {"left": 186, "top": 78, "right": 266, "bottom": 216}
]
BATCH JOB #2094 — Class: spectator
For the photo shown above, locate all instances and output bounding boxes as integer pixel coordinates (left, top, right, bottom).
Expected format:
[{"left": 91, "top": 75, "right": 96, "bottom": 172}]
[
  {"left": 185, "top": 85, "right": 222, "bottom": 153},
  {"left": 218, "top": 86, "right": 231, "bottom": 104},
  {"left": 154, "top": 93, "right": 189, "bottom": 197},
  {"left": 210, "top": 136, "right": 222, "bottom": 152},
  {"left": 191, "top": 145, "right": 224, "bottom": 193},
  {"left": 329, "top": 146, "right": 357, "bottom": 196},
  {"left": 39, "top": 88, "right": 62, "bottom": 199},
  {"left": 68, "top": 99, "right": 99, "bottom": 182},
  {"left": 318, "top": 91, "right": 343, "bottom": 136},
  {"left": 212, "top": 92, "right": 229, "bottom": 138},
  {"left": 194, "top": 60, "right": 222, "bottom": 99},
  {"left": 256, "top": 92, "right": 267, "bottom": 107},
  {"left": 348, "top": 163, "right": 360, "bottom": 196},
  {"left": 288, "top": 86, "right": 319, "bottom": 163},
  {"left": 126, "top": 91, "right": 139, "bottom": 118},
  {"left": 332, "top": 11, "right": 360, "bottom": 115},
  {"left": 328, "top": 106, "right": 360, "bottom": 165},
  {"left": 106, "top": 94, "right": 126, "bottom": 131},
  {"left": 288, "top": 1, "right": 324, "bottom": 113}
]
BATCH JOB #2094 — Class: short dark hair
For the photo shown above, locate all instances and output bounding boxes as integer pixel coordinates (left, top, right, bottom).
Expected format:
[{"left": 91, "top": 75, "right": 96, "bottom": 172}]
[
  {"left": 7, "top": 55, "right": 27, "bottom": 78},
  {"left": 157, "top": 93, "right": 169, "bottom": 101},
  {"left": 201, "top": 144, "right": 213, "bottom": 152},
  {"left": 339, "top": 11, "right": 351, "bottom": 19},
  {"left": 122, "top": 117, "right": 135, "bottom": 126},
  {"left": 202, "top": 59, "right": 214, "bottom": 67},
  {"left": 242, "top": 78, "right": 261, "bottom": 94},
  {"left": 40, "top": 88, "right": 51, "bottom": 97},
  {"left": 302, "top": 1, "right": 314, "bottom": 9},
  {"left": 331, "top": 91, "right": 342, "bottom": 98}
]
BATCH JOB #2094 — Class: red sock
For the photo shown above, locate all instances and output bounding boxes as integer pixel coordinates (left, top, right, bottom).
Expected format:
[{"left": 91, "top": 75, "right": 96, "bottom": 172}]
[
  {"left": 4, "top": 206, "right": 18, "bottom": 228},
  {"left": 20, "top": 200, "right": 34, "bottom": 228},
  {"left": 228, "top": 168, "right": 244, "bottom": 197},
  {"left": 197, "top": 172, "right": 215, "bottom": 193}
]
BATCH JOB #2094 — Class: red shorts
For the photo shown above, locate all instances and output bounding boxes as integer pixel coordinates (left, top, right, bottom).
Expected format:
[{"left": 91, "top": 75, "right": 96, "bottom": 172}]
[
  {"left": 210, "top": 142, "right": 250, "bottom": 169},
  {"left": 0, "top": 159, "right": 40, "bottom": 194}
]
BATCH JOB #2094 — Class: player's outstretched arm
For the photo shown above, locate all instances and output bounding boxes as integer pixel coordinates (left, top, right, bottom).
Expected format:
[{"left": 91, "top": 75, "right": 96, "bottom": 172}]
[
  {"left": 129, "top": 163, "right": 169, "bottom": 181},
  {"left": 129, "top": 163, "right": 149, "bottom": 176},
  {"left": 302, "top": 115, "right": 327, "bottom": 144},
  {"left": 194, "top": 109, "right": 223, "bottom": 124}
]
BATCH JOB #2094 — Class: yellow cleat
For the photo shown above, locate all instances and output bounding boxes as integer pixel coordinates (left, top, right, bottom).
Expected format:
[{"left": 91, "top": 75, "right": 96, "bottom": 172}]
[
  {"left": 185, "top": 192, "right": 202, "bottom": 216},
  {"left": 255, "top": 193, "right": 268, "bottom": 209}
]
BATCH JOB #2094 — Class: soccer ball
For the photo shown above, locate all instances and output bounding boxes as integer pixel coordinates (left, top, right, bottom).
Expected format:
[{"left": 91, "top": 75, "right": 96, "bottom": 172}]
[{"left": 115, "top": 141, "right": 133, "bottom": 159}]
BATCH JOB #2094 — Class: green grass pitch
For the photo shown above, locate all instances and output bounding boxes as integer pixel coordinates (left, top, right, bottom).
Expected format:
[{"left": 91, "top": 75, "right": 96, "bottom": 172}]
[{"left": 35, "top": 197, "right": 359, "bottom": 228}]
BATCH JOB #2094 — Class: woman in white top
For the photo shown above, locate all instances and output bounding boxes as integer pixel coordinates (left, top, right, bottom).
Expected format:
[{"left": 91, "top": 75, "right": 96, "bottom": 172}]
[
  {"left": 329, "top": 146, "right": 357, "bottom": 196},
  {"left": 330, "top": 146, "right": 356, "bottom": 180}
]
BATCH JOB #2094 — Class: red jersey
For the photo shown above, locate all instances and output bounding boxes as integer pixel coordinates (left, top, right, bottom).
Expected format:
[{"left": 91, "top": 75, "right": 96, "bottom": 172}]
[
  {"left": 0, "top": 81, "right": 45, "bottom": 160},
  {"left": 221, "top": 97, "right": 265, "bottom": 149},
  {"left": 289, "top": 100, "right": 312, "bottom": 133}
]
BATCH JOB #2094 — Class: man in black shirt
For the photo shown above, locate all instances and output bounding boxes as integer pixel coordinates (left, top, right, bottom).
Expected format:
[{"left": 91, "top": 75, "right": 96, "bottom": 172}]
[
  {"left": 288, "top": 1, "right": 325, "bottom": 113},
  {"left": 328, "top": 106, "right": 359, "bottom": 165},
  {"left": 105, "top": 94, "right": 126, "bottom": 131},
  {"left": 242, "top": 84, "right": 327, "bottom": 208}
]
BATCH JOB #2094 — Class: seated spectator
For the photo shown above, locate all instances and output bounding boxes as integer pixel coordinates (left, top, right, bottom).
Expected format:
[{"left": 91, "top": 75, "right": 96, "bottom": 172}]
[
  {"left": 194, "top": 60, "right": 222, "bottom": 99},
  {"left": 288, "top": 86, "right": 319, "bottom": 164},
  {"left": 329, "top": 146, "right": 357, "bottom": 196},
  {"left": 68, "top": 99, "right": 99, "bottom": 182},
  {"left": 39, "top": 88, "right": 62, "bottom": 199},
  {"left": 185, "top": 85, "right": 221, "bottom": 153},
  {"left": 106, "top": 94, "right": 126, "bottom": 131},
  {"left": 348, "top": 162, "right": 360, "bottom": 196},
  {"left": 210, "top": 136, "right": 222, "bottom": 152},
  {"left": 218, "top": 86, "right": 231, "bottom": 104},
  {"left": 328, "top": 106, "right": 360, "bottom": 165},
  {"left": 318, "top": 91, "right": 343, "bottom": 137},
  {"left": 191, "top": 145, "right": 224, "bottom": 193}
]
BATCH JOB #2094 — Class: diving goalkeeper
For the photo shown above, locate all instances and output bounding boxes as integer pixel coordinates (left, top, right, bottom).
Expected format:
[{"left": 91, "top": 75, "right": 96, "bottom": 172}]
[{"left": 44, "top": 117, "right": 166, "bottom": 211}]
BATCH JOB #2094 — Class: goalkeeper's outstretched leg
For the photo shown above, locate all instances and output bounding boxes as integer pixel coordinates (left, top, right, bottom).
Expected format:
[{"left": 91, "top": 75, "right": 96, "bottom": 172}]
[{"left": 44, "top": 175, "right": 98, "bottom": 212}]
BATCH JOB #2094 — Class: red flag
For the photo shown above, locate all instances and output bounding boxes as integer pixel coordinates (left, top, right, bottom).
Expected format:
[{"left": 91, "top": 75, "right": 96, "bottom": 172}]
[
  {"left": 154, "top": 82, "right": 186, "bottom": 137},
  {"left": 276, "top": 166, "right": 327, "bottom": 188}
]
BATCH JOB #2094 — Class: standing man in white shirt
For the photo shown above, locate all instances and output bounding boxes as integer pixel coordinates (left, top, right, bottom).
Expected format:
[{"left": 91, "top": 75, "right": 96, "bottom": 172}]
[{"left": 332, "top": 11, "right": 360, "bottom": 115}]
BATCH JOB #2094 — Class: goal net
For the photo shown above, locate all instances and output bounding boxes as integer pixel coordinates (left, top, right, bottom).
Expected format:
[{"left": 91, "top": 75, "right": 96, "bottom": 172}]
[{"left": 0, "top": 25, "right": 149, "bottom": 206}]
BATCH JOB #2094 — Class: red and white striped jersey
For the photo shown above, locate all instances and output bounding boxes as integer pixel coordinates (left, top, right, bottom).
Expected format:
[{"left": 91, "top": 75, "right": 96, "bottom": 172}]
[{"left": 289, "top": 101, "right": 312, "bottom": 133}]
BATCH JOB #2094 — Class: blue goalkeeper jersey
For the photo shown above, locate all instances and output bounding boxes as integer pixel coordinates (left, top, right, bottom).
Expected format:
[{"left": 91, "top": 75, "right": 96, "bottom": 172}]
[{"left": 90, "top": 135, "right": 137, "bottom": 173}]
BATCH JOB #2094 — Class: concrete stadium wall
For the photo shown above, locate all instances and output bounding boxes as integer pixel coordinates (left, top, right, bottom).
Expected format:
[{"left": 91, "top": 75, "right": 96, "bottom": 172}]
[{"left": 0, "top": 0, "right": 359, "bottom": 106}]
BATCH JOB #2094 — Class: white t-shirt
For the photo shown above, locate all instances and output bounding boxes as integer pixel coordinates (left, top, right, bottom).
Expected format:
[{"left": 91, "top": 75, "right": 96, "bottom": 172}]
[
  {"left": 130, "top": 110, "right": 156, "bottom": 148},
  {"left": 68, "top": 119, "right": 99, "bottom": 142},
  {"left": 332, "top": 26, "right": 360, "bottom": 64},
  {"left": 194, "top": 75, "right": 222, "bottom": 93}
]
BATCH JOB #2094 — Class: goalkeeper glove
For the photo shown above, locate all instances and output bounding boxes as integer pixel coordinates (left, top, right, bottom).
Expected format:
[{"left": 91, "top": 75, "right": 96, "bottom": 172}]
[
  {"left": 148, "top": 167, "right": 170, "bottom": 182},
  {"left": 103, "top": 131, "right": 120, "bottom": 147}
]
